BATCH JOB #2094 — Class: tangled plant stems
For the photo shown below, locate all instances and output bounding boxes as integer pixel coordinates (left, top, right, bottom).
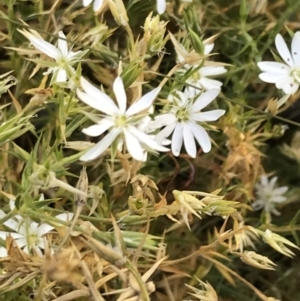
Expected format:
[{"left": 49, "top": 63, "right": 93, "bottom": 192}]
[{"left": 1, "top": 1, "right": 300, "bottom": 301}]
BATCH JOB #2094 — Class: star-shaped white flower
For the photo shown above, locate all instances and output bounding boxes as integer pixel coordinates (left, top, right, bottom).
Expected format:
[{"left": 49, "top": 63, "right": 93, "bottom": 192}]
[
  {"left": 257, "top": 32, "right": 300, "bottom": 95},
  {"left": 252, "top": 175, "right": 288, "bottom": 216},
  {"left": 149, "top": 88, "right": 225, "bottom": 158},
  {"left": 0, "top": 200, "right": 74, "bottom": 257},
  {"left": 23, "top": 30, "right": 83, "bottom": 83},
  {"left": 157, "top": 0, "right": 166, "bottom": 14},
  {"left": 177, "top": 42, "right": 227, "bottom": 96},
  {"left": 83, "top": 0, "right": 103, "bottom": 11},
  {"left": 77, "top": 76, "right": 169, "bottom": 161}
]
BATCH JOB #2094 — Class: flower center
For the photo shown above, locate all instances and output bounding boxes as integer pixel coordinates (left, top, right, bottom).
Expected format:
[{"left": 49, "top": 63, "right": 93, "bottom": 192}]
[
  {"left": 175, "top": 107, "right": 190, "bottom": 121},
  {"left": 115, "top": 115, "right": 127, "bottom": 127}
]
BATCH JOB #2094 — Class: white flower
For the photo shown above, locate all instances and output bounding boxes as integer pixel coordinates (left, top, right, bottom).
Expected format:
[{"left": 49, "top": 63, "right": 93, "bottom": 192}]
[
  {"left": 177, "top": 42, "right": 226, "bottom": 96},
  {"left": 257, "top": 32, "right": 300, "bottom": 95},
  {"left": 157, "top": 0, "right": 166, "bottom": 14},
  {"left": 252, "top": 175, "right": 288, "bottom": 216},
  {"left": 0, "top": 200, "right": 73, "bottom": 257},
  {"left": 77, "top": 76, "right": 169, "bottom": 161},
  {"left": 25, "top": 30, "right": 83, "bottom": 83},
  {"left": 149, "top": 88, "right": 225, "bottom": 158},
  {"left": 83, "top": 0, "right": 103, "bottom": 11}
]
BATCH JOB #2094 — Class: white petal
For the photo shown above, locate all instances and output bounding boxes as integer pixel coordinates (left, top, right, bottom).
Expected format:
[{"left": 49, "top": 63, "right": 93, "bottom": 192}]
[
  {"left": 155, "top": 122, "right": 177, "bottom": 143},
  {"left": 9, "top": 199, "right": 16, "bottom": 211},
  {"left": 57, "top": 31, "right": 68, "bottom": 57},
  {"left": 204, "top": 43, "right": 214, "bottom": 55},
  {"left": 257, "top": 61, "right": 290, "bottom": 74},
  {"left": 199, "top": 78, "right": 223, "bottom": 90},
  {"left": 126, "top": 87, "right": 160, "bottom": 116},
  {"left": 252, "top": 200, "right": 264, "bottom": 211},
  {"left": 259, "top": 72, "right": 287, "bottom": 83},
  {"left": 80, "top": 128, "right": 121, "bottom": 161},
  {"left": 127, "top": 125, "right": 169, "bottom": 152},
  {"left": 0, "top": 231, "right": 24, "bottom": 240},
  {"left": 260, "top": 175, "right": 268, "bottom": 186},
  {"left": 200, "top": 66, "right": 227, "bottom": 77},
  {"left": 273, "top": 186, "right": 288, "bottom": 195},
  {"left": 171, "top": 123, "right": 184, "bottom": 156},
  {"left": 192, "top": 109, "right": 225, "bottom": 122},
  {"left": 157, "top": 0, "right": 166, "bottom": 14},
  {"left": 37, "top": 224, "right": 55, "bottom": 236},
  {"left": 55, "top": 213, "right": 74, "bottom": 222},
  {"left": 189, "top": 122, "right": 211, "bottom": 153},
  {"left": 123, "top": 128, "right": 144, "bottom": 161},
  {"left": 292, "top": 32, "right": 300, "bottom": 67},
  {"left": 113, "top": 76, "right": 127, "bottom": 113},
  {"left": 275, "top": 76, "right": 299, "bottom": 94},
  {"left": 3, "top": 218, "right": 21, "bottom": 232},
  {"left": 0, "top": 247, "right": 8, "bottom": 257},
  {"left": 275, "top": 34, "right": 294, "bottom": 67},
  {"left": 183, "top": 124, "right": 197, "bottom": 158},
  {"left": 93, "top": 0, "right": 104, "bottom": 11},
  {"left": 193, "top": 88, "right": 220, "bottom": 112},
  {"left": 79, "top": 77, "right": 118, "bottom": 115},
  {"left": 149, "top": 113, "right": 177, "bottom": 129},
  {"left": 29, "top": 36, "right": 60, "bottom": 60},
  {"left": 56, "top": 68, "right": 67, "bottom": 82},
  {"left": 82, "top": 118, "right": 114, "bottom": 137},
  {"left": 83, "top": 0, "right": 93, "bottom": 6},
  {"left": 272, "top": 196, "right": 287, "bottom": 203}
]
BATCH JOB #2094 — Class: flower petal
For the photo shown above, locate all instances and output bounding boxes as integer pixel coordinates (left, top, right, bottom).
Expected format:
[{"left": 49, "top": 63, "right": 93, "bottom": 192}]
[
  {"left": 275, "top": 34, "right": 294, "bottom": 67},
  {"left": 123, "top": 128, "right": 144, "bottom": 161},
  {"left": 200, "top": 66, "right": 227, "bottom": 77},
  {"left": 155, "top": 122, "right": 177, "bottom": 143},
  {"left": 113, "top": 76, "right": 127, "bottom": 113},
  {"left": 80, "top": 128, "right": 121, "bottom": 161},
  {"left": 93, "top": 0, "right": 104, "bottom": 11},
  {"left": 29, "top": 36, "right": 60, "bottom": 60},
  {"left": 0, "top": 247, "right": 8, "bottom": 257},
  {"left": 157, "top": 0, "right": 166, "bottom": 14},
  {"left": 259, "top": 72, "right": 287, "bottom": 84},
  {"left": 257, "top": 61, "right": 290, "bottom": 74},
  {"left": 56, "top": 68, "right": 67, "bottom": 82},
  {"left": 56, "top": 213, "right": 74, "bottom": 222},
  {"left": 193, "top": 88, "right": 220, "bottom": 112},
  {"left": 127, "top": 125, "right": 169, "bottom": 152},
  {"left": 126, "top": 87, "right": 161, "bottom": 116},
  {"left": 82, "top": 118, "right": 114, "bottom": 137},
  {"left": 183, "top": 124, "right": 196, "bottom": 158},
  {"left": 192, "top": 109, "right": 225, "bottom": 122},
  {"left": 37, "top": 224, "right": 55, "bottom": 236},
  {"left": 83, "top": 0, "right": 93, "bottom": 6},
  {"left": 57, "top": 31, "right": 68, "bottom": 57},
  {"left": 292, "top": 32, "right": 300, "bottom": 67},
  {"left": 198, "top": 78, "right": 223, "bottom": 90},
  {"left": 204, "top": 43, "right": 214, "bottom": 55},
  {"left": 171, "top": 123, "right": 184, "bottom": 156},
  {"left": 189, "top": 122, "right": 211, "bottom": 153},
  {"left": 275, "top": 76, "right": 299, "bottom": 94},
  {"left": 79, "top": 77, "right": 118, "bottom": 115},
  {"left": 149, "top": 113, "right": 177, "bottom": 129}
]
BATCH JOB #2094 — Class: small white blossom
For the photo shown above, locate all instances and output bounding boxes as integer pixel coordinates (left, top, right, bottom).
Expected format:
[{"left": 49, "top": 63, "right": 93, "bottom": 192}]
[
  {"left": 257, "top": 32, "right": 300, "bottom": 95},
  {"left": 252, "top": 175, "right": 288, "bottom": 216},
  {"left": 177, "top": 42, "right": 226, "bottom": 96},
  {"left": 149, "top": 88, "right": 225, "bottom": 158},
  {"left": 77, "top": 76, "right": 169, "bottom": 161},
  {"left": 24, "top": 30, "right": 83, "bottom": 83},
  {"left": 0, "top": 200, "right": 73, "bottom": 257},
  {"left": 83, "top": 0, "right": 103, "bottom": 11},
  {"left": 157, "top": 0, "right": 166, "bottom": 14}
]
